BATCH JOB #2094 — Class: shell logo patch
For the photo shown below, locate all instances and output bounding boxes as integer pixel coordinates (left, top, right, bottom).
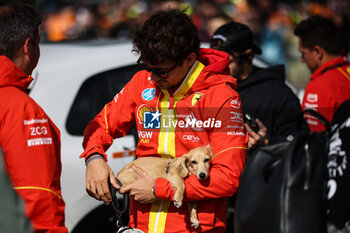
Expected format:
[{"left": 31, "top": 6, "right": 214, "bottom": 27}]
[{"left": 137, "top": 104, "right": 153, "bottom": 124}]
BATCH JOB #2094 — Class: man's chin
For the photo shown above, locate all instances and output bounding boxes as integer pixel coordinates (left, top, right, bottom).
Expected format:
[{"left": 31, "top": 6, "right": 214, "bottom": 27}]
[{"left": 156, "top": 82, "right": 169, "bottom": 89}]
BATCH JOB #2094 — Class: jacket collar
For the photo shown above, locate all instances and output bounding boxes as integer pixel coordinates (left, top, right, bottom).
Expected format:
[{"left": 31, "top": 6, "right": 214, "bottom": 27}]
[
  {"left": 311, "top": 57, "right": 349, "bottom": 80},
  {"left": 0, "top": 55, "right": 33, "bottom": 91},
  {"left": 167, "top": 48, "right": 236, "bottom": 98}
]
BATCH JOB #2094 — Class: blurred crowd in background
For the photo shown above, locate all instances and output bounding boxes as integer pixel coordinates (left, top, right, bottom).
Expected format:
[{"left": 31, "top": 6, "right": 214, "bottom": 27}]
[{"left": 26, "top": 0, "right": 350, "bottom": 89}]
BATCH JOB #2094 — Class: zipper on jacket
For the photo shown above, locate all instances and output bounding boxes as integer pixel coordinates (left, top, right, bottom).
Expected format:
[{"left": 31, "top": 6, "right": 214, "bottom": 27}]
[{"left": 169, "top": 95, "right": 174, "bottom": 110}]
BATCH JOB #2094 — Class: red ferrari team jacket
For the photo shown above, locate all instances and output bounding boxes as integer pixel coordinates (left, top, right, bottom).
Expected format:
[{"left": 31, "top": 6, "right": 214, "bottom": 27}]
[
  {"left": 0, "top": 56, "right": 67, "bottom": 233},
  {"left": 302, "top": 57, "right": 350, "bottom": 132},
  {"left": 81, "top": 48, "right": 248, "bottom": 233}
]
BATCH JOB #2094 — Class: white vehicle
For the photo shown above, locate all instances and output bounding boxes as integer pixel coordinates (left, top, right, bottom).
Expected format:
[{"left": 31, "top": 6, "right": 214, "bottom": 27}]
[{"left": 31, "top": 40, "right": 141, "bottom": 233}]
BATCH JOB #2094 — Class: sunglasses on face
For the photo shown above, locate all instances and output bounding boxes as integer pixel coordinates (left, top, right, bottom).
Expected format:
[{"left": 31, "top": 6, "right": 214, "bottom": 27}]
[{"left": 138, "top": 59, "right": 179, "bottom": 79}]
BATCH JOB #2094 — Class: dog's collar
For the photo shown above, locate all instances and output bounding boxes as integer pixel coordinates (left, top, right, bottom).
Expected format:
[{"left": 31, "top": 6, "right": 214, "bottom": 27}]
[{"left": 166, "top": 162, "right": 171, "bottom": 174}]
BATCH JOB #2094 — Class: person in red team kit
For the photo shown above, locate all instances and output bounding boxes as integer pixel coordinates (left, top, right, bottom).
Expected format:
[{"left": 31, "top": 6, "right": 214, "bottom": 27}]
[
  {"left": 294, "top": 15, "right": 350, "bottom": 132},
  {"left": 0, "top": 2, "right": 68, "bottom": 232},
  {"left": 81, "top": 10, "right": 248, "bottom": 233}
]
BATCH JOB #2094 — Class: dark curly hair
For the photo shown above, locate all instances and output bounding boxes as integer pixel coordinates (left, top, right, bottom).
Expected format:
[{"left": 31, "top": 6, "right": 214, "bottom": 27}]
[
  {"left": 0, "top": 2, "right": 42, "bottom": 60},
  {"left": 294, "top": 15, "right": 342, "bottom": 56},
  {"left": 132, "top": 9, "right": 200, "bottom": 65}
]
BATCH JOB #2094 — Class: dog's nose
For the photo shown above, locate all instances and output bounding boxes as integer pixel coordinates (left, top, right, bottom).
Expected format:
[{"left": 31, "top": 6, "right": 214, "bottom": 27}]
[{"left": 199, "top": 173, "right": 206, "bottom": 179}]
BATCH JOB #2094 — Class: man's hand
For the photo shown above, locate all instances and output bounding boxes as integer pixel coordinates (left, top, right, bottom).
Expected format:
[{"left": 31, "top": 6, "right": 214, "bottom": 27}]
[
  {"left": 245, "top": 118, "right": 269, "bottom": 149},
  {"left": 85, "top": 155, "right": 119, "bottom": 204},
  {"left": 119, "top": 165, "right": 156, "bottom": 203}
]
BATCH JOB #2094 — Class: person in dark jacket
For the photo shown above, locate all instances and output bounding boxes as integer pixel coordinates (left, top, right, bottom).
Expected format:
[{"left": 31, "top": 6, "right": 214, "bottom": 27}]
[
  {"left": 210, "top": 21, "right": 302, "bottom": 233},
  {"left": 210, "top": 21, "right": 302, "bottom": 148}
]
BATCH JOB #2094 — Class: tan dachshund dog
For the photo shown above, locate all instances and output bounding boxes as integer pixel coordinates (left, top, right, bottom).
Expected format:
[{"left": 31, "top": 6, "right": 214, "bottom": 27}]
[{"left": 116, "top": 144, "right": 213, "bottom": 228}]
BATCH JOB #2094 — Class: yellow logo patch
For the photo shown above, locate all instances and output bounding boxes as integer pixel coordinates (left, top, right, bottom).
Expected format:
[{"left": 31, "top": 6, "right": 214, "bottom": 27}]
[{"left": 192, "top": 93, "right": 204, "bottom": 106}]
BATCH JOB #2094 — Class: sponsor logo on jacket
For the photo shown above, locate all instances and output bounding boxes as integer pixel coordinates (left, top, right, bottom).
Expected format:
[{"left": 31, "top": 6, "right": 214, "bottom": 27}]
[
  {"left": 230, "top": 111, "right": 243, "bottom": 123},
  {"left": 114, "top": 88, "right": 125, "bottom": 103},
  {"left": 24, "top": 118, "right": 48, "bottom": 125},
  {"left": 27, "top": 138, "right": 52, "bottom": 147},
  {"left": 142, "top": 88, "right": 156, "bottom": 101},
  {"left": 230, "top": 99, "right": 241, "bottom": 109},
  {"left": 185, "top": 112, "right": 202, "bottom": 131},
  {"left": 183, "top": 134, "right": 200, "bottom": 142},
  {"left": 137, "top": 104, "right": 153, "bottom": 124},
  {"left": 138, "top": 130, "right": 153, "bottom": 143},
  {"left": 191, "top": 92, "right": 204, "bottom": 106},
  {"left": 227, "top": 131, "right": 246, "bottom": 136},
  {"left": 227, "top": 125, "right": 245, "bottom": 129},
  {"left": 306, "top": 93, "right": 318, "bottom": 103},
  {"left": 30, "top": 126, "right": 48, "bottom": 136}
]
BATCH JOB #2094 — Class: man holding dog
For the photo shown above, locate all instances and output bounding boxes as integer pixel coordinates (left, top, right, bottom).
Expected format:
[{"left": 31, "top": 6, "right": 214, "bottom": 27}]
[{"left": 81, "top": 9, "right": 248, "bottom": 233}]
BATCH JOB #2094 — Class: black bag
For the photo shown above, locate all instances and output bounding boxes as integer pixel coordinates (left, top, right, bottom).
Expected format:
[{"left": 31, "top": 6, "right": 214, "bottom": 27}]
[
  {"left": 327, "top": 99, "right": 350, "bottom": 233},
  {"left": 234, "top": 109, "right": 330, "bottom": 233}
]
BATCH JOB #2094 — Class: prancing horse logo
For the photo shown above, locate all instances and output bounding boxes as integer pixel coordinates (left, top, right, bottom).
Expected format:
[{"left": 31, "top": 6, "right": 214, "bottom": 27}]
[{"left": 192, "top": 92, "right": 204, "bottom": 106}]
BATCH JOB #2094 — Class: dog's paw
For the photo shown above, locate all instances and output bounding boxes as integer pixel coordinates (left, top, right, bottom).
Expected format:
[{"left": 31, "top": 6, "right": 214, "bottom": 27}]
[
  {"left": 174, "top": 200, "right": 182, "bottom": 208},
  {"left": 191, "top": 220, "right": 200, "bottom": 228}
]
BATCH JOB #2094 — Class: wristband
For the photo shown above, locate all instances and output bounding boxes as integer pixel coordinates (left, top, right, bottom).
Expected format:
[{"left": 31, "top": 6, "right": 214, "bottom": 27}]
[{"left": 85, "top": 155, "right": 104, "bottom": 166}]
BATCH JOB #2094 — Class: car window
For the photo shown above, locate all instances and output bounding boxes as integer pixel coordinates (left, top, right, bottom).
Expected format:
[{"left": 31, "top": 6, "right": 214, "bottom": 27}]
[{"left": 66, "top": 63, "right": 143, "bottom": 136}]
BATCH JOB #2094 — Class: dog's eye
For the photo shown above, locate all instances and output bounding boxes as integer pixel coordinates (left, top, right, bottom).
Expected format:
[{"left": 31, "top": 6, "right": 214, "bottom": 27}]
[
  {"left": 204, "top": 158, "right": 210, "bottom": 163},
  {"left": 191, "top": 160, "right": 197, "bottom": 164}
]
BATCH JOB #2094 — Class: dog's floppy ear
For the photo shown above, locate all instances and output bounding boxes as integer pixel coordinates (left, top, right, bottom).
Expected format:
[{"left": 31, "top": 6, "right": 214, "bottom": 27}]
[
  {"left": 173, "top": 154, "right": 189, "bottom": 178},
  {"left": 205, "top": 144, "right": 214, "bottom": 160}
]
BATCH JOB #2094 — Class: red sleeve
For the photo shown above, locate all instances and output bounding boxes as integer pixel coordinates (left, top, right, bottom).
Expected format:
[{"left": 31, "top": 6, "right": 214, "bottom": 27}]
[
  {"left": 155, "top": 93, "right": 248, "bottom": 201},
  {"left": 302, "top": 81, "right": 334, "bottom": 132},
  {"left": 80, "top": 75, "right": 138, "bottom": 161},
  {"left": 1, "top": 92, "right": 67, "bottom": 233}
]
